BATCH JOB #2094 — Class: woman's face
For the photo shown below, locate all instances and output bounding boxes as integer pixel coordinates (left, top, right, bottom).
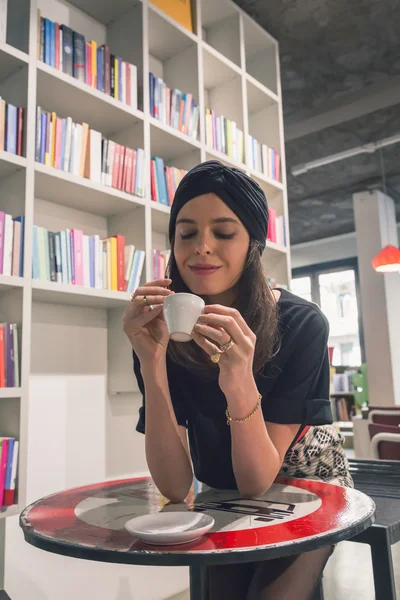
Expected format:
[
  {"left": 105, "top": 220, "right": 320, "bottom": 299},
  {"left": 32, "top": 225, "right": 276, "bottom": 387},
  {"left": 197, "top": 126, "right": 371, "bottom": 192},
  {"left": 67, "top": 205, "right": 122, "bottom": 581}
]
[{"left": 173, "top": 193, "right": 250, "bottom": 300}]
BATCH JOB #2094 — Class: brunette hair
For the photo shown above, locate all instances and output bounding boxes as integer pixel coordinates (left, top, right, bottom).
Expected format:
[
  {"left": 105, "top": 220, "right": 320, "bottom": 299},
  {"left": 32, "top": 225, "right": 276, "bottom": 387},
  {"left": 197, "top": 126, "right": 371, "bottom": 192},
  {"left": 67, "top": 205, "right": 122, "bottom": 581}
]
[{"left": 166, "top": 237, "right": 279, "bottom": 378}]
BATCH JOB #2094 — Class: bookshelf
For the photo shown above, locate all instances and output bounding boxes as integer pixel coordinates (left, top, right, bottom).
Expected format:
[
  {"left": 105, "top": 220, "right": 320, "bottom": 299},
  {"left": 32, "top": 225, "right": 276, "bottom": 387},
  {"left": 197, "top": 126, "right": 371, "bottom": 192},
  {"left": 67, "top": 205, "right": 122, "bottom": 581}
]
[{"left": 0, "top": 0, "right": 290, "bottom": 590}]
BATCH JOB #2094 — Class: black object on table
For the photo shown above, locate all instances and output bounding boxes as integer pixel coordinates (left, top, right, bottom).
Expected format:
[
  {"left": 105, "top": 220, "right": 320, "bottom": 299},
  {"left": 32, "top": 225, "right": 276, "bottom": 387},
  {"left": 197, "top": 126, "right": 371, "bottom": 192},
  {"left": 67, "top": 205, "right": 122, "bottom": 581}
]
[
  {"left": 19, "top": 475, "right": 374, "bottom": 600},
  {"left": 349, "top": 458, "right": 400, "bottom": 600}
]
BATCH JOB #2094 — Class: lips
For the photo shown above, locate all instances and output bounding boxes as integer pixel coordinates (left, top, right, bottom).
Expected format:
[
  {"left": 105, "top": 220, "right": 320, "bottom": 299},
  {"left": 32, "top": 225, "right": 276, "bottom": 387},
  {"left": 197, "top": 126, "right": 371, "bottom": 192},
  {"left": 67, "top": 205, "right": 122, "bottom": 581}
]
[{"left": 189, "top": 264, "right": 221, "bottom": 276}]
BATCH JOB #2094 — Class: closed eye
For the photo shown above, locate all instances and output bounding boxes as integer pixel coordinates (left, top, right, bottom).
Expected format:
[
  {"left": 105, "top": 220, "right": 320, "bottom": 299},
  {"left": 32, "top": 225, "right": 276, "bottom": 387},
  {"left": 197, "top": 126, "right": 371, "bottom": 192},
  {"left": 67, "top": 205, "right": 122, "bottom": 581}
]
[
  {"left": 179, "top": 230, "right": 237, "bottom": 241},
  {"left": 215, "top": 232, "right": 236, "bottom": 240}
]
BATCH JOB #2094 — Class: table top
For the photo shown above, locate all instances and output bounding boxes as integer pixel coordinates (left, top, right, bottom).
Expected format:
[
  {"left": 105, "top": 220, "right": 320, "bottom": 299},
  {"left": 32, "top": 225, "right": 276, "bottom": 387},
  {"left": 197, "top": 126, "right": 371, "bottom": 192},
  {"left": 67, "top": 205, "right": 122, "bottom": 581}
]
[{"left": 20, "top": 476, "right": 375, "bottom": 567}]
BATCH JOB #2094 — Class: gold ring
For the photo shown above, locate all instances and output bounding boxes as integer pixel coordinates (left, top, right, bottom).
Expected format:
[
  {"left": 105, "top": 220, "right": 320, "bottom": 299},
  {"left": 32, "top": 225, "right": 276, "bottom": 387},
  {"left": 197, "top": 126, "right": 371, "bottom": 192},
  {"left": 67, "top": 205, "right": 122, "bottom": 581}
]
[
  {"left": 143, "top": 295, "right": 148, "bottom": 306},
  {"left": 220, "top": 339, "right": 234, "bottom": 352},
  {"left": 211, "top": 352, "right": 222, "bottom": 364}
]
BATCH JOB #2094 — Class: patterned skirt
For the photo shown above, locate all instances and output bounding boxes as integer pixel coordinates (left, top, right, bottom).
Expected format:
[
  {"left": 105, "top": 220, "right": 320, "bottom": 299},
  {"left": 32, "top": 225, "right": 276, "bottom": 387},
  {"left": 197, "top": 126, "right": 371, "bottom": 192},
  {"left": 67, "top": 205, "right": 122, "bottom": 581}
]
[{"left": 279, "top": 424, "right": 354, "bottom": 488}]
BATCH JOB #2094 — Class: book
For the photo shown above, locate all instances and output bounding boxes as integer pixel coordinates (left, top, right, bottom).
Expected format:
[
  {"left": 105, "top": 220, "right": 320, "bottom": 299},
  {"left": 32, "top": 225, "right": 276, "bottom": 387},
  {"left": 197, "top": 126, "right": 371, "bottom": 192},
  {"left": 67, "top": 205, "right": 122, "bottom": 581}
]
[
  {"left": 267, "top": 209, "right": 277, "bottom": 244},
  {"left": 150, "top": 0, "right": 193, "bottom": 32},
  {"left": 0, "top": 213, "right": 23, "bottom": 277},
  {"left": 150, "top": 158, "right": 187, "bottom": 205},
  {"left": 35, "top": 108, "right": 145, "bottom": 196},
  {"left": 5, "top": 103, "right": 18, "bottom": 155},
  {"left": 0, "top": 323, "right": 19, "bottom": 388},
  {"left": 72, "top": 31, "right": 85, "bottom": 82},
  {"left": 39, "top": 15, "right": 138, "bottom": 107},
  {"left": 0, "top": 438, "right": 9, "bottom": 506},
  {"left": 153, "top": 249, "right": 170, "bottom": 280},
  {"left": 32, "top": 225, "right": 144, "bottom": 293},
  {"left": 248, "top": 135, "right": 281, "bottom": 182},
  {"left": 60, "top": 24, "right": 73, "bottom": 76},
  {"left": 205, "top": 108, "right": 244, "bottom": 163},
  {"left": 149, "top": 73, "right": 198, "bottom": 139},
  {"left": 3, "top": 440, "right": 19, "bottom": 507}
]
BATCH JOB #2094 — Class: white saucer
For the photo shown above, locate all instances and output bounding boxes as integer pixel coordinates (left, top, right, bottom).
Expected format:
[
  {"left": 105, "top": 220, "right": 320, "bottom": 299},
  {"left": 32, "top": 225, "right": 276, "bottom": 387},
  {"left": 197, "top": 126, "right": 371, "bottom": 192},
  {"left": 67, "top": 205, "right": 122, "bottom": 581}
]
[{"left": 124, "top": 512, "right": 215, "bottom": 546}]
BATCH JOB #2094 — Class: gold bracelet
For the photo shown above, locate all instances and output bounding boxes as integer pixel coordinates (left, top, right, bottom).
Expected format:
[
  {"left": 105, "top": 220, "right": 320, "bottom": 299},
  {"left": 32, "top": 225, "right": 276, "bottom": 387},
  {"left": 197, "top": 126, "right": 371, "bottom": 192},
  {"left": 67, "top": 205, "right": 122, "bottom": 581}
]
[{"left": 225, "top": 392, "right": 262, "bottom": 425}]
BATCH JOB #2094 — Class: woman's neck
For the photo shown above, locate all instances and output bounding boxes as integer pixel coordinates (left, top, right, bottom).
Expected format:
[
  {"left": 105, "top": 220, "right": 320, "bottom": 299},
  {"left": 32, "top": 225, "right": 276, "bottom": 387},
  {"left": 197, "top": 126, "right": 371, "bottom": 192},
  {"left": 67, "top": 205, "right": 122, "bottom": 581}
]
[{"left": 206, "top": 288, "right": 237, "bottom": 307}]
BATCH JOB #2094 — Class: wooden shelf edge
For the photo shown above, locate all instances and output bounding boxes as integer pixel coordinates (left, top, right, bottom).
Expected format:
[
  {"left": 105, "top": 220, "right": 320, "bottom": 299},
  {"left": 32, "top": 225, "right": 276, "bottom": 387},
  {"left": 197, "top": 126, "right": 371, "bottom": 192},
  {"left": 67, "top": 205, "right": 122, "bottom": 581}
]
[
  {"left": 149, "top": 117, "right": 201, "bottom": 149},
  {"left": 202, "top": 41, "right": 243, "bottom": 77},
  {"left": 248, "top": 168, "right": 284, "bottom": 191},
  {"left": 35, "top": 162, "right": 148, "bottom": 208},
  {"left": 0, "top": 387, "right": 22, "bottom": 399},
  {"left": 206, "top": 147, "right": 247, "bottom": 171},
  {"left": 265, "top": 241, "right": 288, "bottom": 254},
  {"left": 0, "top": 505, "right": 19, "bottom": 520},
  {"left": 0, "top": 275, "right": 24, "bottom": 288},
  {"left": 0, "top": 43, "right": 29, "bottom": 64},
  {"left": 0, "top": 151, "right": 27, "bottom": 169},
  {"left": 36, "top": 61, "right": 144, "bottom": 122},
  {"left": 32, "top": 280, "right": 131, "bottom": 302},
  {"left": 246, "top": 73, "right": 279, "bottom": 104}
]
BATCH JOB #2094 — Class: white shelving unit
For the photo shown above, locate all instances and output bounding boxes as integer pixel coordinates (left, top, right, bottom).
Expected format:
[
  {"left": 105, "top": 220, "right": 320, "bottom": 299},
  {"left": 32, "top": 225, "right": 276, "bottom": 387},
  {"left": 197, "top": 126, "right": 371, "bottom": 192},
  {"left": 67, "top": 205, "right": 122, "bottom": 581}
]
[{"left": 0, "top": 0, "right": 290, "bottom": 590}]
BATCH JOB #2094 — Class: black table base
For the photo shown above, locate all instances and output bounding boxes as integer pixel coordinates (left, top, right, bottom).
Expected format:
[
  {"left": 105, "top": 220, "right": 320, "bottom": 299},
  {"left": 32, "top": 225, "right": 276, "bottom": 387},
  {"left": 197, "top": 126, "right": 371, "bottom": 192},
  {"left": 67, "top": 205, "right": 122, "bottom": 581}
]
[{"left": 189, "top": 567, "right": 208, "bottom": 600}]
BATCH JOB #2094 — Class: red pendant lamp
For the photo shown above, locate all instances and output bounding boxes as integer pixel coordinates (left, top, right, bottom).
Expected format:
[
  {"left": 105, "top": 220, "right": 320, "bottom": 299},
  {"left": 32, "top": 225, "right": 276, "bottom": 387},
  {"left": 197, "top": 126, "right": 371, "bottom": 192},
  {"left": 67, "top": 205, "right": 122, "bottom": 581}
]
[
  {"left": 372, "top": 244, "right": 400, "bottom": 272},
  {"left": 371, "top": 151, "right": 400, "bottom": 273}
]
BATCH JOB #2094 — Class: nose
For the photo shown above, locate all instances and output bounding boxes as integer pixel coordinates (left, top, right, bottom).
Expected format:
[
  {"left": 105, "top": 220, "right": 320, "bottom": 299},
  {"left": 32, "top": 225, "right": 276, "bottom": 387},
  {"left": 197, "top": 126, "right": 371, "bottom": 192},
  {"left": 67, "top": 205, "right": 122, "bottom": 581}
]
[{"left": 195, "top": 230, "right": 212, "bottom": 255}]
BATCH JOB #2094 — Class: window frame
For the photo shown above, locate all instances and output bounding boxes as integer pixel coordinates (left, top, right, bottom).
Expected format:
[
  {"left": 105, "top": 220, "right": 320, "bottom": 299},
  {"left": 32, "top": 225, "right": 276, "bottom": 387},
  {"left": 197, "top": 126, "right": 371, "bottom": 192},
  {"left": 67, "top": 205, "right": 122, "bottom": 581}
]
[{"left": 292, "top": 258, "right": 366, "bottom": 364}]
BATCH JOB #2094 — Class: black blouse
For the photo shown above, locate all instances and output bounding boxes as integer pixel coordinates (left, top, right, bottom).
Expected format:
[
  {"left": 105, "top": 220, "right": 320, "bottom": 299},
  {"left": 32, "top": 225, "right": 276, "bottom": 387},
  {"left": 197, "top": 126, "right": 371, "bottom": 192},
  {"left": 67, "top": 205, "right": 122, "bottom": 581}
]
[{"left": 134, "top": 288, "right": 333, "bottom": 490}]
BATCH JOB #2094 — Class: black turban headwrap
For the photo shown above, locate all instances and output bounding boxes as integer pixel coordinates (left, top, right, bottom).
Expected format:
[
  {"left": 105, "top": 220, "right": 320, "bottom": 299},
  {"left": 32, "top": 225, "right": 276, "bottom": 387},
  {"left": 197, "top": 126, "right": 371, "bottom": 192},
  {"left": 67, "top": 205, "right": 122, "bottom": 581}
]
[{"left": 169, "top": 160, "right": 269, "bottom": 253}]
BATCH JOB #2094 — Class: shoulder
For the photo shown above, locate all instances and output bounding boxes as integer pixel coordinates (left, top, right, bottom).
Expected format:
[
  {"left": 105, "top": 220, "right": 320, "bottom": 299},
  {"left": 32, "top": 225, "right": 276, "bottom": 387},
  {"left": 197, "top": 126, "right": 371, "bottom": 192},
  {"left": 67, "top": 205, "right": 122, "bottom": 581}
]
[{"left": 276, "top": 288, "right": 329, "bottom": 345}]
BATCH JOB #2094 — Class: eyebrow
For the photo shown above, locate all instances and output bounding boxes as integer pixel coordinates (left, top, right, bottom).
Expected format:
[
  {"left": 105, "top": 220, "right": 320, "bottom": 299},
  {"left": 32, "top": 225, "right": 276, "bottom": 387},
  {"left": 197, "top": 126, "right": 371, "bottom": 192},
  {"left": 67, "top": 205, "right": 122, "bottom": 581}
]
[{"left": 175, "top": 217, "right": 239, "bottom": 225}]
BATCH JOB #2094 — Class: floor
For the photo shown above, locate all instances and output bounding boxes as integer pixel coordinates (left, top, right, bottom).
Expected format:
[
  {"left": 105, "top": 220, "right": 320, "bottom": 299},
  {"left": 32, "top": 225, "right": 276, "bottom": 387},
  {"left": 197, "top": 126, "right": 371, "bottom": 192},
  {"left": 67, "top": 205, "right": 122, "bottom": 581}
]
[{"left": 168, "top": 540, "right": 400, "bottom": 599}]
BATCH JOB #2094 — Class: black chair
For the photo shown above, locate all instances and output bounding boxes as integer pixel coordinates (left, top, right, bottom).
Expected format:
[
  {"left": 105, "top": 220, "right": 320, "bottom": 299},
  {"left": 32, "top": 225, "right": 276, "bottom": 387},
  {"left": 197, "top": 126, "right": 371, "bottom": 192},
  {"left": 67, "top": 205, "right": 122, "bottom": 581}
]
[{"left": 348, "top": 458, "right": 400, "bottom": 600}]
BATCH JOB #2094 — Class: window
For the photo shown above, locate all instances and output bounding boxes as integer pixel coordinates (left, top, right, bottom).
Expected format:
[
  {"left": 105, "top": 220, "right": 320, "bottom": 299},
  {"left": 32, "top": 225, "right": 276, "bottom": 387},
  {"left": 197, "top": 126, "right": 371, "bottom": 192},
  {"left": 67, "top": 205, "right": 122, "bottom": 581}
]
[
  {"left": 290, "top": 276, "right": 312, "bottom": 302},
  {"left": 291, "top": 260, "right": 364, "bottom": 367}
]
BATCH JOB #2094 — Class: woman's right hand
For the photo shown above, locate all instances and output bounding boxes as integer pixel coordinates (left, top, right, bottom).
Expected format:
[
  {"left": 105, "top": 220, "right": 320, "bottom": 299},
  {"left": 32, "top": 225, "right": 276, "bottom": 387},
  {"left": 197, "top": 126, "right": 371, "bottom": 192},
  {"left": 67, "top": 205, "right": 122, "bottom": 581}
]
[{"left": 122, "top": 278, "right": 174, "bottom": 361}]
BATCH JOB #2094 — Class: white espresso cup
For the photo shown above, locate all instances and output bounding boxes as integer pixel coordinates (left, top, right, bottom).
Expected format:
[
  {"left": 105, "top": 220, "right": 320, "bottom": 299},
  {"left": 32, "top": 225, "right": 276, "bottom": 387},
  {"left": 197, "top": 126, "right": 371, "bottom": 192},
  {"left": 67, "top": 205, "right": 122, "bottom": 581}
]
[{"left": 163, "top": 293, "right": 205, "bottom": 342}]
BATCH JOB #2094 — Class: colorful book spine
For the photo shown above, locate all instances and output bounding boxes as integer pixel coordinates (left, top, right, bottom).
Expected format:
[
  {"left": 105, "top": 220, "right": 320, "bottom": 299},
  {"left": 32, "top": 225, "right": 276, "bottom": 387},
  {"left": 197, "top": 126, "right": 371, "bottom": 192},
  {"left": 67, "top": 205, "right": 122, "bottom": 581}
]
[
  {"left": 150, "top": 159, "right": 187, "bottom": 205},
  {"left": 248, "top": 134, "right": 281, "bottom": 182},
  {"left": 149, "top": 73, "right": 198, "bottom": 139},
  {"left": 205, "top": 108, "right": 244, "bottom": 163},
  {"left": 0, "top": 324, "right": 19, "bottom": 389},
  {"left": 0, "top": 437, "right": 19, "bottom": 507},
  {"left": 152, "top": 249, "right": 170, "bottom": 280},
  {"left": 4, "top": 103, "right": 18, "bottom": 155},
  {"left": 265, "top": 209, "right": 286, "bottom": 248},
  {"left": 267, "top": 208, "right": 277, "bottom": 244},
  {"left": 0, "top": 213, "right": 24, "bottom": 277},
  {"left": 36, "top": 16, "right": 139, "bottom": 110},
  {"left": 32, "top": 226, "right": 144, "bottom": 293},
  {"left": 35, "top": 107, "right": 145, "bottom": 196},
  {"left": 0, "top": 438, "right": 9, "bottom": 506}
]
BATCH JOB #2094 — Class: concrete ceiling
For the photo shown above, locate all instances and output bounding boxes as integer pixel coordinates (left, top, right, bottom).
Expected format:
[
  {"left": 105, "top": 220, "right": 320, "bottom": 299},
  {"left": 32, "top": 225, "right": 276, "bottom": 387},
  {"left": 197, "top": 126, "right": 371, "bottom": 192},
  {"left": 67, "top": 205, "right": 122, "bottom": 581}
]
[{"left": 234, "top": 0, "right": 400, "bottom": 244}]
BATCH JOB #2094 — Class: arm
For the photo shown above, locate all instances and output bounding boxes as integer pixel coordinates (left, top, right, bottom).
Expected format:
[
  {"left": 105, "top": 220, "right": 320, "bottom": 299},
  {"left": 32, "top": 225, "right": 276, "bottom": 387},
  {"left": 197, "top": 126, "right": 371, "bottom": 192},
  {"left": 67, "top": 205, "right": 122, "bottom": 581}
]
[
  {"left": 141, "top": 359, "right": 193, "bottom": 503},
  {"left": 226, "top": 378, "right": 299, "bottom": 497},
  {"left": 193, "top": 305, "right": 328, "bottom": 498},
  {"left": 122, "top": 278, "right": 193, "bottom": 504}
]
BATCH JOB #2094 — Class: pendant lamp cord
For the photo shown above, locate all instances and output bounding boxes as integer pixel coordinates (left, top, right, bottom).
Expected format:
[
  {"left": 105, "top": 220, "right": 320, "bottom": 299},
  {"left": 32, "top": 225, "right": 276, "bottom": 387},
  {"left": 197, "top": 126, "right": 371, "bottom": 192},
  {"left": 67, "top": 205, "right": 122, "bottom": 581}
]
[{"left": 379, "top": 147, "right": 390, "bottom": 244}]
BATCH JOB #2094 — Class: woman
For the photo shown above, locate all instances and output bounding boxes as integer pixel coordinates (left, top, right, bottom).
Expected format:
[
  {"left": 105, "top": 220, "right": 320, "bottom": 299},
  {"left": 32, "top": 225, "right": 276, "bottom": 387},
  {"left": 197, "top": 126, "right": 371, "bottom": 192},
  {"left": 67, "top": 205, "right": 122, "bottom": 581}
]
[{"left": 122, "top": 160, "right": 352, "bottom": 600}]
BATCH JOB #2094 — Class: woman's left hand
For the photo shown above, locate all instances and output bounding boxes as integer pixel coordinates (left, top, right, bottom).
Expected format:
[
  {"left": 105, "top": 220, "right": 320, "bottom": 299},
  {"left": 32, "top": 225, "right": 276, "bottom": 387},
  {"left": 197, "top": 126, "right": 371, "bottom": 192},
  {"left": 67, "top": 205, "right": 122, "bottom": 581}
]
[{"left": 192, "top": 305, "right": 256, "bottom": 395}]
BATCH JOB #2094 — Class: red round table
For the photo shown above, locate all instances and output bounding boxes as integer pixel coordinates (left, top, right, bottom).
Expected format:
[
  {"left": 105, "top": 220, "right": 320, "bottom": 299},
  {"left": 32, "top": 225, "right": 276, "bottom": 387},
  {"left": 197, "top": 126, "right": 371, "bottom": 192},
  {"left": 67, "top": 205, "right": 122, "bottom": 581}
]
[{"left": 20, "top": 476, "right": 375, "bottom": 600}]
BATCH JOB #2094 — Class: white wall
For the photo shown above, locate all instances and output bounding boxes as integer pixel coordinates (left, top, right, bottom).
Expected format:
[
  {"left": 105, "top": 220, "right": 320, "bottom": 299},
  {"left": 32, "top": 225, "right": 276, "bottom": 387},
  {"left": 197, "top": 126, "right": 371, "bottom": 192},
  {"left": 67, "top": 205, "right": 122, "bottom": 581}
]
[
  {"left": 291, "top": 224, "right": 400, "bottom": 270},
  {"left": 5, "top": 303, "right": 189, "bottom": 600}
]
